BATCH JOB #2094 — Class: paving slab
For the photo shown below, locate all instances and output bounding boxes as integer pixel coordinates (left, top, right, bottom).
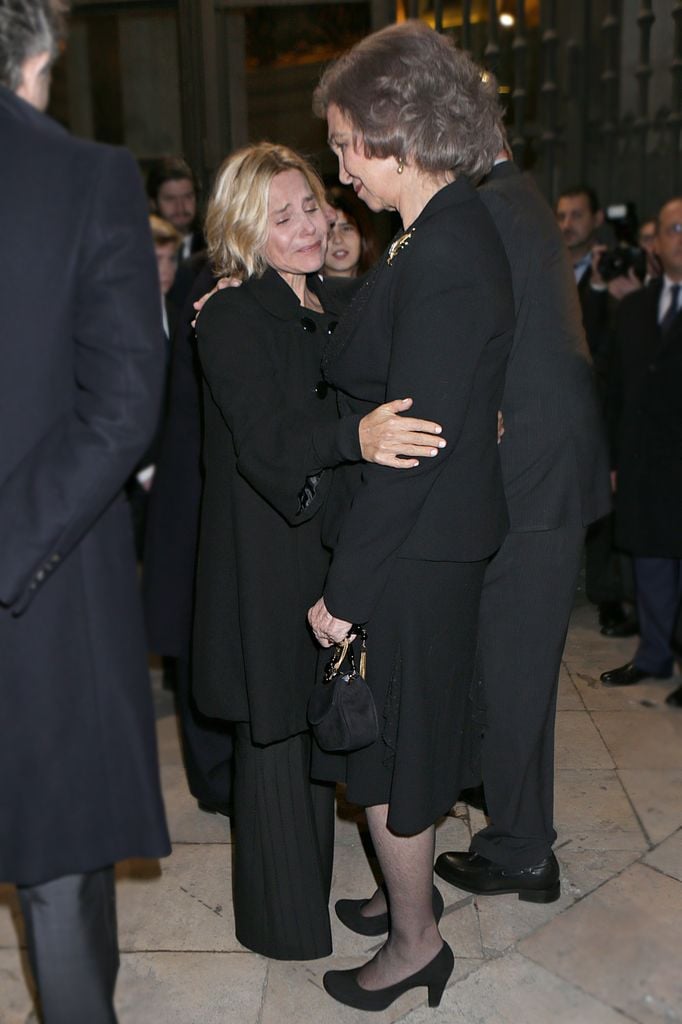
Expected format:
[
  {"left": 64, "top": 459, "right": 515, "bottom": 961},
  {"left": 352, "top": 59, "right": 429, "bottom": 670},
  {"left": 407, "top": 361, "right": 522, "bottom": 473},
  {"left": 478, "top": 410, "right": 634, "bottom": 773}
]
[
  {"left": 554, "top": 710, "right": 615, "bottom": 769},
  {"left": 115, "top": 951, "right": 266, "bottom": 1024},
  {"left": 160, "top": 762, "right": 231, "bottom": 845},
  {"left": 643, "top": 827, "right": 682, "bottom": 883},
  {"left": 618, "top": 768, "right": 682, "bottom": 845},
  {"left": 557, "top": 848, "right": 641, "bottom": 900},
  {"left": 556, "top": 666, "right": 583, "bottom": 711},
  {"left": 0, "top": 949, "right": 33, "bottom": 1024},
  {"left": 554, "top": 769, "right": 648, "bottom": 852},
  {"left": 401, "top": 951, "right": 633, "bottom": 1024},
  {"left": 0, "top": 888, "right": 22, "bottom": 950},
  {"left": 592, "top": 708, "right": 682, "bottom": 769},
  {"left": 156, "top": 714, "right": 184, "bottom": 768},
  {"left": 519, "top": 862, "right": 682, "bottom": 1024},
  {"left": 117, "top": 845, "right": 237, "bottom": 952}
]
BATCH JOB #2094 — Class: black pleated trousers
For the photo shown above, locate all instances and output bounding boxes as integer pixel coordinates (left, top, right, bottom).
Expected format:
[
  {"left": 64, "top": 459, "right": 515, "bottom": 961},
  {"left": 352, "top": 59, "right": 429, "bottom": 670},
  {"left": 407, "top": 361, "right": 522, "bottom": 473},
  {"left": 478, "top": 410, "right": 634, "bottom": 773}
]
[
  {"left": 232, "top": 725, "right": 334, "bottom": 960},
  {"left": 18, "top": 867, "right": 119, "bottom": 1024},
  {"left": 470, "top": 526, "right": 585, "bottom": 869}
]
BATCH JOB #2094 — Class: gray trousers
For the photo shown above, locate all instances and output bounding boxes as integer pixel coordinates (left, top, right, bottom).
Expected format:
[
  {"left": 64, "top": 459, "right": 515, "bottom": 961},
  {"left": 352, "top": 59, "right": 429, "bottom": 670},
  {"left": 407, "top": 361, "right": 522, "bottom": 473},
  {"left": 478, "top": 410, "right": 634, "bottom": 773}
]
[{"left": 18, "top": 866, "right": 118, "bottom": 1024}]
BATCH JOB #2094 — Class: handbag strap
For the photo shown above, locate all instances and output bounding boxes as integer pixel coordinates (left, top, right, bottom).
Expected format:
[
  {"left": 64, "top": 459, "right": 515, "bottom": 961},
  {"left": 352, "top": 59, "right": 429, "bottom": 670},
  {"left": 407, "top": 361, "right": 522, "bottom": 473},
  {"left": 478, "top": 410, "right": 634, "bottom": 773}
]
[{"left": 324, "top": 626, "right": 368, "bottom": 682}]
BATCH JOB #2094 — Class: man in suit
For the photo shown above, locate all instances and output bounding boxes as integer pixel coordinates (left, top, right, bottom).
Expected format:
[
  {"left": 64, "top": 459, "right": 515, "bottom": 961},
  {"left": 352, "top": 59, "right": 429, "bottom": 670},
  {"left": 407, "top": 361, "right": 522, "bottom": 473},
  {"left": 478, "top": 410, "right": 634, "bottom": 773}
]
[
  {"left": 0, "top": 3, "right": 170, "bottom": 1020},
  {"left": 556, "top": 184, "right": 636, "bottom": 638},
  {"left": 600, "top": 197, "right": 682, "bottom": 707},
  {"left": 147, "top": 155, "right": 205, "bottom": 261},
  {"left": 435, "top": 158, "right": 611, "bottom": 901}
]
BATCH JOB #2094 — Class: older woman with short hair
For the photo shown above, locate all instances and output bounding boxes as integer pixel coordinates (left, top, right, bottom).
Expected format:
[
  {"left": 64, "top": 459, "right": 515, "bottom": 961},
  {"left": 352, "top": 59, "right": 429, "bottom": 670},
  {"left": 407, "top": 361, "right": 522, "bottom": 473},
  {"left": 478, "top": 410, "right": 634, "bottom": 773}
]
[
  {"left": 308, "top": 22, "right": 515, "bottom": 1009},
  {"left": 193, "top": 141, "right": 445, "bottom": 961}
]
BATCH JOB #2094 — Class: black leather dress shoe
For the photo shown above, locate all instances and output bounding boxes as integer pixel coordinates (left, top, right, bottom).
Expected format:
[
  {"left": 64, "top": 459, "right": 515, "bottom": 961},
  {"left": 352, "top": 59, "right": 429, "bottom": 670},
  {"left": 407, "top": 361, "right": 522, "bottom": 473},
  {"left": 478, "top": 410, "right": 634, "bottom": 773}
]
[
  {"left": 600, "top": 662, "right": 671, "bottom": 686},
  {"left": 665, "top": 684, "right": 682, "bottom": 708},
  {"left": 600, "top": 618, "right": 638, "bottom": 638},
  {"left": 434, "top": 851, "right": 560, "bottom": 903}
]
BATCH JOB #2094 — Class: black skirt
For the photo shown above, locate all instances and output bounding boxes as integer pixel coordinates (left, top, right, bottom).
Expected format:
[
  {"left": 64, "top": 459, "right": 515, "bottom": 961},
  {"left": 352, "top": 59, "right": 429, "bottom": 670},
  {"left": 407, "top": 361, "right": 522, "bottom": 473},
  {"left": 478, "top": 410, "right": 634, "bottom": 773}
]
[{"left": 312, "top": 557, "right": 488, "bottom": 835}]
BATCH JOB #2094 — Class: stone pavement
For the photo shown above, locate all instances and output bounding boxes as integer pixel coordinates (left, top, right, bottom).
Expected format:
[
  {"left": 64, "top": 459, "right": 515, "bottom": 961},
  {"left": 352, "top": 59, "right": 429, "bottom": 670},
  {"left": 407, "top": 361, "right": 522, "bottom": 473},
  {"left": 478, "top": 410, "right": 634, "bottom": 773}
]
[{"left": 1, "top": 601, "right": 681, "bottom": 1024}]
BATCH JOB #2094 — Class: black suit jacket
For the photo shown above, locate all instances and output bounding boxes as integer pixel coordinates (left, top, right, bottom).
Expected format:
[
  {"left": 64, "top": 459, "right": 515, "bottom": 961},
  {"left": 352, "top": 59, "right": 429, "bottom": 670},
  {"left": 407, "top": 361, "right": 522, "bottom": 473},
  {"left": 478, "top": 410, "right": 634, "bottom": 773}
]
[
  {"left": 322, "top": 177, "right": 515, "bottom": 623},
  {"left": 0, "top": 85, "right": 170, "bottom": 884},
  {"left": 609, "top": 279, "right": 682, "bottom": 556},
  {"left": 479, "top": 162, "right": 610, "bottom": 531}
]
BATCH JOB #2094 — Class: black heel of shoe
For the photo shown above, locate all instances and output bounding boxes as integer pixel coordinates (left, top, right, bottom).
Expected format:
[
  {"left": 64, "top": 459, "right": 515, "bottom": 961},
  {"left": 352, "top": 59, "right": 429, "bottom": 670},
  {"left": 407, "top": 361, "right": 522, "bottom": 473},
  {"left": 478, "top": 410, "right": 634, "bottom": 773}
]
[
  {"left": 335, "top": 883, "right": 444, "bottom": 936},
  {"left": 428, "top": 977, "right": 448, "bottom": 1008},
  {"left": 323, "top": 941, "right": 454, "bottom": 1012},
  {"left": 519, "top": 883, "right": 560, "bottom": 904}
]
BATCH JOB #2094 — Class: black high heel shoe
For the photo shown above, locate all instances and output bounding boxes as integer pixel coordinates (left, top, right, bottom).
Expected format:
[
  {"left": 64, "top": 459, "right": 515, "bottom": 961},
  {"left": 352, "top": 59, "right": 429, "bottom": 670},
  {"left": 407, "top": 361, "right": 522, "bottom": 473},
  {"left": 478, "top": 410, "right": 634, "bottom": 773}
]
[
  {"left": 323, "top": 940, "right": 454, "bottom": 1011},
  {"left": 335, "top": 884, "right": 444, "bottom": 936}
]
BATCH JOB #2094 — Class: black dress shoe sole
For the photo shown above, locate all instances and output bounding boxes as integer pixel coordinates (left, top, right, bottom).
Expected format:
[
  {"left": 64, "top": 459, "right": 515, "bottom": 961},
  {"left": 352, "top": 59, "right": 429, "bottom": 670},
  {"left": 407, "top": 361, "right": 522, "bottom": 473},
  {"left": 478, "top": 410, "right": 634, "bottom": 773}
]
[
  {"left": 600, "top": 623, "right": 638, "bottom": 638},
  {"left": 434, "top": 866, "right": 560, "bottom": 904}
]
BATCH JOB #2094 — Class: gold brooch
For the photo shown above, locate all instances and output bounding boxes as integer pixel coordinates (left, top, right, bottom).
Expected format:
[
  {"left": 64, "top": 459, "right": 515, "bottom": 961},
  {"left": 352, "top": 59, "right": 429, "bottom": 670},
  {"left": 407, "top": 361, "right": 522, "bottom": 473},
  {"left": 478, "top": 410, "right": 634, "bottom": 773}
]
[{"left": 386, "top": 228, "right": 414, "bottom": 266}]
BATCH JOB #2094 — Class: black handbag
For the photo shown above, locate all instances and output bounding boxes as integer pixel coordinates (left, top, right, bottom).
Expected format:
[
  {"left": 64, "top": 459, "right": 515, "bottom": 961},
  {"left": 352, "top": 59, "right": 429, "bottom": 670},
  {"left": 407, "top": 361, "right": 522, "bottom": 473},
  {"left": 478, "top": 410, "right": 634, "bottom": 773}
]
[{"left": 308, "top": 626, "right": 378, "bottom": 753}]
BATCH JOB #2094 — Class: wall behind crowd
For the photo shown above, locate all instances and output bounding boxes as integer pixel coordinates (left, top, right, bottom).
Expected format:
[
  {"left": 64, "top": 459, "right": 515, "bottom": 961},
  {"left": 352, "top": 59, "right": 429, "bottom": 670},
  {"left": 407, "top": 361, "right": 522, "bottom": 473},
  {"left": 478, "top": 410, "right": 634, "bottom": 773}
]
[{"left": 47, "top": 0, "right": 681, "bottom": 218}]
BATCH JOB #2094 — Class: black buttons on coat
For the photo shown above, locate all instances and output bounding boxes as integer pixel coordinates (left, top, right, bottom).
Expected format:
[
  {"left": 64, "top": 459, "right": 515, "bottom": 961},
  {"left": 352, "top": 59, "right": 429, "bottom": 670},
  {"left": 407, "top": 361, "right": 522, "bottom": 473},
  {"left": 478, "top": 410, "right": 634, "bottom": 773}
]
[{"left": 301, "top": 318, "right": 336, "bottom": 399}]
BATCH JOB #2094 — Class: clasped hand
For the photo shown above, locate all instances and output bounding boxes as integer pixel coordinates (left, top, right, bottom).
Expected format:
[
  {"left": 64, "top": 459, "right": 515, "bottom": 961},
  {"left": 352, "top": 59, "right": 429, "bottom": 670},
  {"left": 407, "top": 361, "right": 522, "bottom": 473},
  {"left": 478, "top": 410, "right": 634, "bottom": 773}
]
[{"left": 308, "top": 597, "right": 352, "bottom": 648}]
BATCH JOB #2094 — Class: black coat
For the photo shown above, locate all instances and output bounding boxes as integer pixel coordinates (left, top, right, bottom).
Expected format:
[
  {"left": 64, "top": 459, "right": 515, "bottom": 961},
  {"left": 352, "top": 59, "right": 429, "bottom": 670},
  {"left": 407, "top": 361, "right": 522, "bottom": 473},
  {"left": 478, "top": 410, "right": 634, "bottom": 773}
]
[
  {"left": 609, "top": 279, "right": 682, "bottom": 556},
  {"left": 193, "top": 269, "right": 360, "bottom": 744},
  {"left": 0, "top": 86, "right": 170, "bottom": 885},
  {"left": 479, "top": 162, "right": 610, "bottom": 530},
  {"left": 322, "top": 177, "right": 515, "bottom": 623},
  {"left": 142, "top": 265, "right": 214, "bottom": 658}
]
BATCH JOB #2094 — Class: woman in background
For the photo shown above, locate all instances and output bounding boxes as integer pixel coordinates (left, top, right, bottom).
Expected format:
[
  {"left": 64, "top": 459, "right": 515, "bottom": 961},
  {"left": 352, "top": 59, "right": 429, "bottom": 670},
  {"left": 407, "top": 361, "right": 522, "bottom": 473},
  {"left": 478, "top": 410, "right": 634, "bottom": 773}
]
[
  {"left": 194, "top": 141, "right": 446, "bottom": 961},
  {"left": 323, "top": 185, "right": 379, "bottom": 278}
]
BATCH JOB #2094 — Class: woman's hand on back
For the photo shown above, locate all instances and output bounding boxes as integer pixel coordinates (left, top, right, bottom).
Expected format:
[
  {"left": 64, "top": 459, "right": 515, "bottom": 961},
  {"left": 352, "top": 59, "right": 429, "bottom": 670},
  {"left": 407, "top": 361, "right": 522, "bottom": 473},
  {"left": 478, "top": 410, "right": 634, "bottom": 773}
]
[{"left": 360, "top": 398, "right": 446, "bottom": 468}]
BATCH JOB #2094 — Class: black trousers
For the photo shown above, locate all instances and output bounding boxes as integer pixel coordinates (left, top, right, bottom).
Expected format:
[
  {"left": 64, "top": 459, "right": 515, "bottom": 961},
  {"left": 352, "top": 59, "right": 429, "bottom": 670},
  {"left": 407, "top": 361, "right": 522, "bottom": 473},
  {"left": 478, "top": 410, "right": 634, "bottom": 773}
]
[
  {"left": 585, "top": 512, "right": 634, "bottom": 606},
  {"left": 232, "top": 725, "right": 334, "bottom": 960},
  {"left": 470, "top": 526, "right": 585, "bottom": 869},
  {"left": 18, "top": 867, "right": 118, "bottom": 1024}
]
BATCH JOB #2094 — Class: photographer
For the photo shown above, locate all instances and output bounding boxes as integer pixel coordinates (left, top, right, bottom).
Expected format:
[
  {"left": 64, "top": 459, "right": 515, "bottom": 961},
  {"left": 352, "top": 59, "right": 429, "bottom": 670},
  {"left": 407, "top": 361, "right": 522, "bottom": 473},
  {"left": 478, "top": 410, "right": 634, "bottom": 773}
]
[
  {"left": 600, "top": 198, "right": 682, "bottom": 707},
  {"left": 556, "top": 186, "right": 642, "bottom": 637}
]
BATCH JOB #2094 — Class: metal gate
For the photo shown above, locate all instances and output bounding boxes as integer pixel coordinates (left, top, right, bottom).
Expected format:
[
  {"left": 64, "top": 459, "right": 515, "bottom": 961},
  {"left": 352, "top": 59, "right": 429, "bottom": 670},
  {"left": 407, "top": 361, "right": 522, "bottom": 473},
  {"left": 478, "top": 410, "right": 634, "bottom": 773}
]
[{"left": 413, "top": 0, "right": 682, "bottom": 215}]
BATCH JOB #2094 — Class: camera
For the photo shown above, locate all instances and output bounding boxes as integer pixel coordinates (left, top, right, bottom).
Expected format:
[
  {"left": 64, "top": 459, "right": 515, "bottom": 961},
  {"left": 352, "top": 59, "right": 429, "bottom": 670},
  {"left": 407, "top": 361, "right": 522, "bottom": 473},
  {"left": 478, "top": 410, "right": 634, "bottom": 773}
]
[
  {"left": 597, "top": 202, "right": 648, "bottom": 282},
  {"left": 597, "top": 244, "right": 647, "bottom": 282}
]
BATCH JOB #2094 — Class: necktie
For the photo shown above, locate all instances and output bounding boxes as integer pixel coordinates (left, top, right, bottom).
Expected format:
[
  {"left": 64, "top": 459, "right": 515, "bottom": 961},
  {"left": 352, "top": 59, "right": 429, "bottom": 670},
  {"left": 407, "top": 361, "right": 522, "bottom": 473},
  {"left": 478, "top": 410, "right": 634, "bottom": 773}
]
[{"left": 660, "top": 283, "right": 681, "bottom": 336}]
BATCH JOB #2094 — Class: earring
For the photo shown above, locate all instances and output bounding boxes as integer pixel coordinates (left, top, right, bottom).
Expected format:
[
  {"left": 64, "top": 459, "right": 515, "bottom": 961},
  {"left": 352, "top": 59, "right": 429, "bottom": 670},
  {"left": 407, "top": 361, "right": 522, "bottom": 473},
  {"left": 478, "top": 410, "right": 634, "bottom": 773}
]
[{"left": 396, "top": 158, "right": 404, "bottom": 175}]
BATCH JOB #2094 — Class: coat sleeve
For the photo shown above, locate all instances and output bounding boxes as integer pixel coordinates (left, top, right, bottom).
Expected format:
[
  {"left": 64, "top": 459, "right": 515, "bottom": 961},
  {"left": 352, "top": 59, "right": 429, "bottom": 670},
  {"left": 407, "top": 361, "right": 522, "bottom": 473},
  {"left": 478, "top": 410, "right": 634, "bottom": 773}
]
[
  {"left": 323, "top": 240, "right": 508, "bottom": 623},
  {"left": 197, "top": 293, "right": 359, "bottom": 525},
  {"left": 0, "top": 147, "right": 164, "bottom": 613}
]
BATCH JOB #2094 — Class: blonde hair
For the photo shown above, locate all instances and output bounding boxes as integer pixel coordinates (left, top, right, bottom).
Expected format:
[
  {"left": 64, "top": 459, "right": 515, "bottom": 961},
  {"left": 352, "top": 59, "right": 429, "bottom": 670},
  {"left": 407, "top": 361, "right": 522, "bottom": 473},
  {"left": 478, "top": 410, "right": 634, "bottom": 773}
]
[
  {"left": 205, "top": 142, "right": 326, "bottom": 281},
  {"left": 149, "top": 214, "right": 182, "bottom": 249}
]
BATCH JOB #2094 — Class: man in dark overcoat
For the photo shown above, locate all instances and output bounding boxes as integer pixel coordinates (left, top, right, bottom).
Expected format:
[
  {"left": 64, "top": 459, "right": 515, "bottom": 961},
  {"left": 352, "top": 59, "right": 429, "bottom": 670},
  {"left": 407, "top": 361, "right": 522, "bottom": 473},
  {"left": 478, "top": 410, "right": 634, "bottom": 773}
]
[
  {"left": 555, "top": 185, "right": 635, "bottom": 637},
  {"left": 0, "top": 3, "right": 170, "bottom": 1020},
  {"left": 436, "top": 158, "right": 611, "bottom": 900},
  {"left": 600, "top": 197, "right": 682, "bottom": 706}
]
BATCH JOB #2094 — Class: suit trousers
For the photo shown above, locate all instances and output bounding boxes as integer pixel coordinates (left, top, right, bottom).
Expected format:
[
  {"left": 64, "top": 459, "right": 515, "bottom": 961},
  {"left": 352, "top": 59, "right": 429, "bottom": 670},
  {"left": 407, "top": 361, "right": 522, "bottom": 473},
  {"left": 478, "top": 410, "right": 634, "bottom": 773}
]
[
  {"left": 18, "top": 867, "right": 118, "bottom": 1024},
  {"left": 633, "top": 557, "right": 682, "bottom": 676},
  {"left": 469, "top": 525, "right": 585, "bottom": 869},
  {"left": 232, "top": 725, "right": 335, "bottom": 960}
]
